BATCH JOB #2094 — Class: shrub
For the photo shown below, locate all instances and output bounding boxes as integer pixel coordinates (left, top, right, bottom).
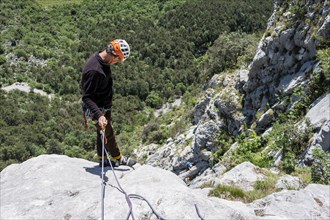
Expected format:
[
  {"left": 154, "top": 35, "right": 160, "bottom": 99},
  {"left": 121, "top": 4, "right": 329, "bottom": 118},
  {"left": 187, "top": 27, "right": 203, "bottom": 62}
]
[
  {"left": 224, "top": 131, "right": 271, "bottom": 168},
  {"left": 14, "top": 49, "right": 28, "bottom": 60},
  {"left": 142, "top": 121, "right": 169, "bottom": 144},
  {"left": 145, "top": 91, "right": 163, "bottom": 108},
  {"left": 213, "top": 129, "right": 234, "bottom": 161},
  {"left": 291, "top": 166, "right": 312, "bottom": 187},
  {"left": 266, "top": 121, "right": 312, "bottom": 174},
  {"left": 281, "top": 151, "right": 297, "bottom": 174},
  {"left": 0, "top": 55, "right": 6, "bottom": 65},
  {"left": 0, "top": 45, "right": 4, "bottom": 54},
  {"left": 311, "top": 148, "right": 330, "bottom": 185},
  {"left": 317, "top": 49, "right": 330, "bottom": 92}
]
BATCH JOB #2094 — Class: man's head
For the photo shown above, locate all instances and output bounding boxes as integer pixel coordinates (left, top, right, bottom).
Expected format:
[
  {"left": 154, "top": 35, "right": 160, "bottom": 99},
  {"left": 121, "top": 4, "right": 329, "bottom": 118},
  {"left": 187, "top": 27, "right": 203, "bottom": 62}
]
[{"left": 105, "top": 39, "right": 130, "bottom": 64}]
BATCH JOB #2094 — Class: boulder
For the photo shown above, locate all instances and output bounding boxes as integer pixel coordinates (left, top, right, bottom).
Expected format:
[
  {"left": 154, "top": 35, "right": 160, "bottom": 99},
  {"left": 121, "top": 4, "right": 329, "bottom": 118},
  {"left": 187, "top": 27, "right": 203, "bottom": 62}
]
[
  {"left": 277, "top": 61, "right": 314, "bottom": 95},
  {"left": 275, "top": 174, "right": 301, "bottom": 190},
  {"left": 251, "top": 184, "right": 330, "bottom": 219},
  {"left": 215, "top": 162, "right": 266, "bottom": 192},
  {"left": 194, "top": 120, "right": 222, "bottom": 152},
  {"left": 189, "top": 163, "right": 227, "bottom": 189}
]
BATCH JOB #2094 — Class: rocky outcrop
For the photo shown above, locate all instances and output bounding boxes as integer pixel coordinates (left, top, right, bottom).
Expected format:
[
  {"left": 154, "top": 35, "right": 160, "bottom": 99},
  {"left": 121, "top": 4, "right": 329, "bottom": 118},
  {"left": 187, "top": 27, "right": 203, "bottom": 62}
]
[
  {"left": 188, "top": 163, "right": 227, "bottom": 189},
  {"left": 250, "top": 184, "right": 330, "bottom": 219},
  {"left": 242, "top": 0, "right": 330, "bottom": 126},
  {"left": 302, "top": 93, "right": 330, "bottom": 164},
  {"left": 1, "top": 155, "right": 329, "bottom": 220},
  {"left": 137, "top": 0, "right": 330, "bottom": 189},
  {"left": 141, "top": 71, "right": 246, "bottom": 180}
]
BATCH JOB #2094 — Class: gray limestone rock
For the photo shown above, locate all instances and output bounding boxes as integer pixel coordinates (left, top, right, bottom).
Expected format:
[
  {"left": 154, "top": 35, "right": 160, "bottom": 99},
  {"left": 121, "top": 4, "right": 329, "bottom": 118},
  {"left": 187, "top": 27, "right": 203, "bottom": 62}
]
[
  {"left": 317, "top": 15, "right": 330, "bottom": 38},
  {"left": 189, "top": 163, "right": 227, "bottom": 189},
  {"left": 277, "top": 61, "right": 314, "bottom": 95},
  {"left": 256, "top": 109, "right": 275, "bottom": 133},
  {"left": 193, "top": 97, "right": 211, "bottom": 124},
  {"left": 251, "top": 184, "right": 330, "bottom": 219},
  {"left": 178, "top": 161, "right": 209, "bottom": 181},
  {"left": 239, "top": 69, "right": 249, "bottom": 84},
  {"left": 1, "top": 155, "right": 329, "bottom": 220},
  {"left": 0, "top": 155, "right": 254, "bottom": 220},
  {"left": 203, "top": 74, "right": 221, "bottom": 90},
  {"left": 306, "top": 93, "right": 330, "bottom": 130},
  {"left": 302, "top": 121, "right": 330, "bottom": 165},
  {"left": 215, "top": 162, "right": 266, "bottom": 192},
  {"left": 315, "top": 121, "right": 330, "bottom": 152},
  {"left": 275, "top": 174, "right": 301, "bottom": 190},
  {"left": 194, "top": 120, "right": 221, "bottom": 152},
  {"left": 251, "top": 49, "right": 268, "bottom": 72},
  {"left": 279, "top": 28, "right": 295, "bottom": 51}
]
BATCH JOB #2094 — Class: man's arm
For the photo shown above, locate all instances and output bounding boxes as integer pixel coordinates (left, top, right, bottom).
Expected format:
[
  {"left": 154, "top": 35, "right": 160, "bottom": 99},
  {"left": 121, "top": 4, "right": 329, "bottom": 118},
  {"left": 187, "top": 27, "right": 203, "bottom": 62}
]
[{"left": 82, "top": 71, "right": 103, "bottom": 120}]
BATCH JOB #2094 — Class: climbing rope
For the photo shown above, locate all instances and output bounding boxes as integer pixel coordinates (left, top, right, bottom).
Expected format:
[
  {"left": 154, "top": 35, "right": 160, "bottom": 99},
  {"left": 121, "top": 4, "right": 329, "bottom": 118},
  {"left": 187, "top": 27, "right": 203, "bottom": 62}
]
[{"left": 100, "top": 129, "right": 205, "bottom": 220}]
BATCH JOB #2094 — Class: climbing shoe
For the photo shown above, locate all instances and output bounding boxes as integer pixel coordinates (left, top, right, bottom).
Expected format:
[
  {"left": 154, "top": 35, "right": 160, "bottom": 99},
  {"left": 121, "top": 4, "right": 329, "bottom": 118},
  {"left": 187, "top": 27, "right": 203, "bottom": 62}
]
[
  {"left": 99, "top": 159, "right": 116, "bottom": 167},
  {"left": 118, "top": 156, "right": 136, "bottom": 167}
]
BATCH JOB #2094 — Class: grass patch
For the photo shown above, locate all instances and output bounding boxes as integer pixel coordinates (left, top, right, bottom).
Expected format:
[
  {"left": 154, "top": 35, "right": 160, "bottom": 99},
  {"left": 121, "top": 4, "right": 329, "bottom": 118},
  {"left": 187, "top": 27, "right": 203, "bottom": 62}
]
[
  {"left": 200, "top": 181, "right": 213, "bottom": 189},
  {"left": 291, "top": 166, "right": 312, "bottom": 187},
  {"left": 209, "top": 184, "right": 246, "bottom": 200},
  {"left": 209, "top": 171, "right": 279, "bottom": 203}
]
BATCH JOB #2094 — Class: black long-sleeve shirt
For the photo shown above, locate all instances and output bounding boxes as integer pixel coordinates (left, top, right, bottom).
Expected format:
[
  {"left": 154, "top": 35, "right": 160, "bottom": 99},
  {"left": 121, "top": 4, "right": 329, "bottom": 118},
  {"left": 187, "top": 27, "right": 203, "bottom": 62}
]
[{"left": 81, "top": 52, "right": 113, "bottom": 120}]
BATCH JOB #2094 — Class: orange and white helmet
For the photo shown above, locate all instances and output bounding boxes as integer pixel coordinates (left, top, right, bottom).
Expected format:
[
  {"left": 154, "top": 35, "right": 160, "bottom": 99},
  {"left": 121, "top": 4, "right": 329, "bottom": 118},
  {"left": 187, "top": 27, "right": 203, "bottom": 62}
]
[{"left": 111, "top": 39, "right": 130, "bottom": 61}]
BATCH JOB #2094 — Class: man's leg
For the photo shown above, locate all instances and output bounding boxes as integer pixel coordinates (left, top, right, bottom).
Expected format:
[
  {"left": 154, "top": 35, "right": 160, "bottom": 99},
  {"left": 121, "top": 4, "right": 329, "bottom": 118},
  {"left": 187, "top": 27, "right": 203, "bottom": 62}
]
[
  {"left": 96, "top": 115, "right": 118, "bottom": 167},
  {"left": 103, "top": 112, "right": 136, "bottom": 167}
]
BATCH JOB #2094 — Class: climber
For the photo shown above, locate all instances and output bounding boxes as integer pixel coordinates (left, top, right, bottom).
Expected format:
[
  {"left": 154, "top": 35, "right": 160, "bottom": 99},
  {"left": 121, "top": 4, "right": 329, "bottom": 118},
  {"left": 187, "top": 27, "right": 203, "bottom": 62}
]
[
  {"left": 81, "top": 39, "right": 136, "bottom": 167},
  {"left": 185, "top": 161, "right": 193, "bottom": 170}
]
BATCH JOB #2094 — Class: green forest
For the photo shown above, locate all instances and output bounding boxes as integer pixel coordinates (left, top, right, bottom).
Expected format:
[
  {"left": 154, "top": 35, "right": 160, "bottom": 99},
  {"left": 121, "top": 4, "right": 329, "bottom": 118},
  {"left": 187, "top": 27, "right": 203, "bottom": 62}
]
[{"left": 0, "top": 0, "right": 274, "bottom": 170}]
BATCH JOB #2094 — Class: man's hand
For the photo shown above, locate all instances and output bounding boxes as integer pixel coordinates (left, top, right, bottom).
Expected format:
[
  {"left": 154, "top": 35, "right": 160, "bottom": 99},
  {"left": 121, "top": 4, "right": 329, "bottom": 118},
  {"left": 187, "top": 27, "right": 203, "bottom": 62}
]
[{"left": 98, "top": 115, "right": 108, "bottom": 129}]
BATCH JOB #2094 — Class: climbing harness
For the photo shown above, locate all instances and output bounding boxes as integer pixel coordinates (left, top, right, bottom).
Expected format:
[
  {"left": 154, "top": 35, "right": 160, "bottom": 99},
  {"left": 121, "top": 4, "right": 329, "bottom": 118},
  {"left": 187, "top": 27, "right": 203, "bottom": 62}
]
[
  {"left": 100, "top": 127, "right": 205, "bottom": 220},
  {"left": 82, "top": 105, "right": 112, "bottom": 130}
]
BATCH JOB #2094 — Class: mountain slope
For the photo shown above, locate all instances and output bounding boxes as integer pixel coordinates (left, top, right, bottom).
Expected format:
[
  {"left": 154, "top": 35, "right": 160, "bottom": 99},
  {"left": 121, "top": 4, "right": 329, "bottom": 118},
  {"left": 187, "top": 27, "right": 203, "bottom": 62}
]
[{"left": 0, "top": 0, "right": 273, "bottom": 170}]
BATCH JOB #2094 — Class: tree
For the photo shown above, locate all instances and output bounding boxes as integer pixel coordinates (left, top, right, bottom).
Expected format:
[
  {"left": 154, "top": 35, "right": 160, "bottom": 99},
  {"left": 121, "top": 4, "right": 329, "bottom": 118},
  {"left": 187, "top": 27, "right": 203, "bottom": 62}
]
[{"left": 146, "top": 91, "right": 163, "bottom": 108}]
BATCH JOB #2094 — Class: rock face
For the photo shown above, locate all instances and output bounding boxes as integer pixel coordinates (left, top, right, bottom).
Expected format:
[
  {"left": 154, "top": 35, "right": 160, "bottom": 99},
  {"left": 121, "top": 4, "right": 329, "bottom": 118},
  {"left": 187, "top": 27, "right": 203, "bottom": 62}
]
[
  {"left": 242, "top": 0, "right": 330, "bottom": 124},
  {"left": 1, "top": 155, "right": 330, "bottom": 220},
  {"left": 302, "top": 93, "right": 330, "bottom": 164},
  {"left": 306, "top": 93, "right": 330, "bottom": 131},
  {"left": 135, "top": 1, "right": 330, "bottom": 188}
]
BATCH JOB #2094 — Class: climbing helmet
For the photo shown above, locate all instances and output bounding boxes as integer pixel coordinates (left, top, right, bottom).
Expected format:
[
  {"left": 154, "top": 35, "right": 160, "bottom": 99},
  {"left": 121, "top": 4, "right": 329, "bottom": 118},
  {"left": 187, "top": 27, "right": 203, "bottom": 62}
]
[{"left": 110, "top": 39, "right": 130, "bottom": 61}]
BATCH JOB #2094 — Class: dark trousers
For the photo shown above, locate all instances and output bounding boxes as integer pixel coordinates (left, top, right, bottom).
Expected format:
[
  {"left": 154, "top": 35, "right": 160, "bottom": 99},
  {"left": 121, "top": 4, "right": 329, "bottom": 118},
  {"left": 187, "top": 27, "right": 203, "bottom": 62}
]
[{"left": 96, "top": 111, "right": 121, "bottom": 160}]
